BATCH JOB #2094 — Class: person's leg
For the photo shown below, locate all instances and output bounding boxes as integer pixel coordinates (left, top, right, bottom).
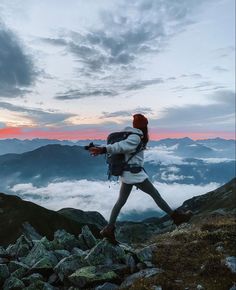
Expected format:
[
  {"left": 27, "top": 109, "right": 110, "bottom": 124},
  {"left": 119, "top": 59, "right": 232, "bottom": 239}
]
[
  {"left": 135, "top": 178, "right": 173, "bottom": 215},
  {"left": 108, "top": 182, "right": 133, "bottom": 225}
]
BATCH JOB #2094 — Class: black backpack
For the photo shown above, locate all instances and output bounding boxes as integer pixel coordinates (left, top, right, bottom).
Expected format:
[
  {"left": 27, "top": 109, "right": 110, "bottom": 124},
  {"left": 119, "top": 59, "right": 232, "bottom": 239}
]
[{"left": 106, "top": 131, "right": 144, "bottom": 179}]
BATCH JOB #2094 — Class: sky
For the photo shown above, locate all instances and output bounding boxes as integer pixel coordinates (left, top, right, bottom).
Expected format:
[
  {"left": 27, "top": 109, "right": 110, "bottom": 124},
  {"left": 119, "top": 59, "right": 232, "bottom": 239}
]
[{"left": 0, "top": 0, "right": 235, "bottom": 140}]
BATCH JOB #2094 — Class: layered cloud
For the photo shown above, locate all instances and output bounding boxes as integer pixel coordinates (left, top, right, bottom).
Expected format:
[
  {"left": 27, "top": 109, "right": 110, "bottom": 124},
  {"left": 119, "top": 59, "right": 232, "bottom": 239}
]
[
  {"left": 0, "top": 102, "right": 75, "bottom": 126},
  {"left": 42, "top": 0, "right": 208, "bottom": 99},
  {"left": 0, "top": 22, "right": 37, "bottom": 97},
  {"left": 10, "top": 179, "right": 220, "bottom": 221},
  {"left": 152, "top": 90, "right": 235, "bottom": 131}
]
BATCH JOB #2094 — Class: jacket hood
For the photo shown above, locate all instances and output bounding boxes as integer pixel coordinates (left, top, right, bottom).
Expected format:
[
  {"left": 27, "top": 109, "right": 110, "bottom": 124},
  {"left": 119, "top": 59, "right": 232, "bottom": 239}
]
[{"left": 122, "top": 126, "right": 143, "bottom": 135}]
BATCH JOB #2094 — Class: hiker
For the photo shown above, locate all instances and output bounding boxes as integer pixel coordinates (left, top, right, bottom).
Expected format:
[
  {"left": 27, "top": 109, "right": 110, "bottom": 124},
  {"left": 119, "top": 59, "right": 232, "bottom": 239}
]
[{"left": 89, "top": 114, "right": 192, "bottom": 245}]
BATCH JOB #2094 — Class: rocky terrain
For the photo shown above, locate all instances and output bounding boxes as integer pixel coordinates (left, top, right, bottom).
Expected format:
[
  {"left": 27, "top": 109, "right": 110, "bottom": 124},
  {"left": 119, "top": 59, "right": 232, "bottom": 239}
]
[{"left": 0, "top": 178, "right": 235, "bottom": 289}]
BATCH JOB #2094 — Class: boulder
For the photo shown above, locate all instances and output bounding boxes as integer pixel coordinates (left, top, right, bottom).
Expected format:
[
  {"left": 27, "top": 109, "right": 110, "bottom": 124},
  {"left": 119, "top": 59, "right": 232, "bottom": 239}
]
[
  {"left": 125, "top": 253, "right": 137, "bottom": 273},
  {"left": 53, "top": 229, "right": 80, "bottom": 251},
  {"left": 119, "top": 267, "right": 163, "bottom": 288},
  {"left": 54, "top": 254, "right": 87, "bottom": 278},
  {"left": 38, "top": 236, "right": 54, "bottom": 251},
  {"left": 23, "top": 242, "right": 56, "bottom": 267},
  {"left": 225, "top": 256, "right": 236, "bottom": 273},
  {"left": 71, "top": 247, "right": 88, "bottom": 257},
  {"left": 6, "top": 235, "right": 33, "bottom": 258},
  {"left": 85, "top": 239, "right": 126, "bottom": 266},
  {"left": 135, "top": 245, "right": 156, "bottom": 263},
  {"left": 29, "top": 255, "right": 58, "bottom": 275},
  {"left": 3, "top": 276, "right": 25, "bottom": 290},
  {"left": 22, "top": 222, "right": 43, "bottom": 241},
  {"left": 11, "top": 267, "right": 28, "bottom": 279},
  {"left": 68, "top": 265, "right": 119, "bottom": 288},
  {"left": 0, "top": 264, "right": 10, "bottom": 284},
  {"left": 80, "top": 225, "right": 98, "bottom": 249},
  {"left": 54, "top": 249, "right": 71, "bottom": 261}
]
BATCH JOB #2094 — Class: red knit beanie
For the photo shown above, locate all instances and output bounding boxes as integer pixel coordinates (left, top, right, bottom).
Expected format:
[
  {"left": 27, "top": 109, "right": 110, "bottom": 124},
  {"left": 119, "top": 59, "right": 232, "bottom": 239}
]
[{"left": 133, "top": 114, "right": 148, "bottom": 129}]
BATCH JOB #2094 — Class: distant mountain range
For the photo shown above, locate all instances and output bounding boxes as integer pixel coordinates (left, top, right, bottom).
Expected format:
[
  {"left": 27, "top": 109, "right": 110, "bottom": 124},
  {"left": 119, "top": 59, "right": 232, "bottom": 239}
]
[
  {"left": 0, "top": 139, "right": 235, "bottom": 192},
  {"left": 0, "top": 137, "right": 235, "bottom": 158}
]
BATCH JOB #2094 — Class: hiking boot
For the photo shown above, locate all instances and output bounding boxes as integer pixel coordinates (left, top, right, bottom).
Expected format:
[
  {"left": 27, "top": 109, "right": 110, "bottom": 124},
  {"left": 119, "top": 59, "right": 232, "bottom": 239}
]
[
  {"left": 171, "top": 209, "right": 193, "bottom": 226},
  {"left": 99, "top": 224, "right": 119, "bottom": 245}
]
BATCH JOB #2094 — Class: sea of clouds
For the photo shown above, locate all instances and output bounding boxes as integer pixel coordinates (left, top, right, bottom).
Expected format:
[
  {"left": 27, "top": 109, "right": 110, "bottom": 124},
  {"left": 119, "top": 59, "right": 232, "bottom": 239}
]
[{"left": 10, "top": 179, "right": 220, "bottom": 222}]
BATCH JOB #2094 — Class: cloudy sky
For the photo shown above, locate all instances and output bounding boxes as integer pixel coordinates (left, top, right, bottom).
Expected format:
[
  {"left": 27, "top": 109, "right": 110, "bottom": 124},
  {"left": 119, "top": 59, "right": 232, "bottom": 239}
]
[{"left": 0, "top": 0, "right": 235, "bottom": 140}]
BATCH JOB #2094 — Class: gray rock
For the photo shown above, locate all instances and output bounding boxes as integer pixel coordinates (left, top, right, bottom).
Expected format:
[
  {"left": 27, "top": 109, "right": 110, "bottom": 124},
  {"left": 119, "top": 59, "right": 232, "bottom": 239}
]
[
  {"left": 151, "top": 286, "right": 162, "bottom": 290},
  {"left": 22, "top": 222, "right": 42, "bottom": 241},
  {"left": 68, "top": 265, "right": 119, "bottom": 288},
  {"left": 6, "top": 235, "right": 33, "bottom": 257},
  {"left": 80, "top": 225, "right": 97, "bottom": 249},
  {"left": 225, "top": 256, "right": 236, "bottom": 273},
  {"left": 53, "top": 229, "right": 80, "bottom": 251},
  {"left": 95, "top": 282, "right": 119, "bottom": 290},
  {"left": 71, "top": 247, "right": 88, "bottom": 257},
  {"left": 0, "top": 264, "right": 10, "bottom": 283},
  {"left": 54, "top": 249, "right": 71, "bottom": 261},
  {"left": 30, "top": 255, "right": 58, "bottom": 274},
  {"left": 23, "top": 242, "right": 55, "bottom": 267},
  {"left": 8, "top": 261, "right": 29, "bottom": 273},
  {"left": 125, "top": 253, "right": 137, "bottom": 273},
  {"left": 77, "top": 234, "right": 89, "bottom": 251},
  {"left": 22, "top": 273, "right": 44, "bottom": 286},
  {"left": 119, "top": 267, "right": 163, "bottom": 288},
  {"left": 229, "top": 284, "right": 236, "bottom": 290},
  {"left": 0, "top": 257, "right": 9, "bottom": 263},
  {"left": 38, "top": 236, "right": 54, "bottom": 251},
  {"left": 3, "top": 276, "right": 25, "bottom": 290},
  {"left": 196, "top": 284, "right": 204, "bottom": 290},
  {"left": 85, "top": 239, "right": 126, "bottom": 266},
  {"left": 135, "top": 245, "right": 155, "bottom": 262},
  {"left": 54, "top": 254, "right": 87, "bottom": 278},
  {"left": 136, "top": 262, "right": 147, "bottom": 270}
]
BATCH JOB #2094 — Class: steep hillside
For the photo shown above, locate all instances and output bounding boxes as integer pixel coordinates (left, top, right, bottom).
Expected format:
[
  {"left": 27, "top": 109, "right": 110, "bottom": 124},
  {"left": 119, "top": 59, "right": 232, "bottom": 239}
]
[{"left": 0, "top": 192, "right": 101, "bottom": 246}]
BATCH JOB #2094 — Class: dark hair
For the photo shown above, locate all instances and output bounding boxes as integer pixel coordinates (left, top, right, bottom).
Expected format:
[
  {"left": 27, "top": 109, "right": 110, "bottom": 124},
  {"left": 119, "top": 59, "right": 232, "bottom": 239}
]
[{"left": 140, "top": 126, "right": 149, "bottom": 147}]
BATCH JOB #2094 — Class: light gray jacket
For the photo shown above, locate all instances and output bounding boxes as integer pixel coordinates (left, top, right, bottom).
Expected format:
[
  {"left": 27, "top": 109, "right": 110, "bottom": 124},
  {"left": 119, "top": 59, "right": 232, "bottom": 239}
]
[{"left": 105, "top": 126, "right": 148, "bottom": 184}]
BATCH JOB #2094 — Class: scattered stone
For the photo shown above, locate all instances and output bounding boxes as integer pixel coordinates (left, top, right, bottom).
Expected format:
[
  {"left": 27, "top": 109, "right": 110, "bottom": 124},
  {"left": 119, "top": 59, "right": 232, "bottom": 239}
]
[
  {"left": 6, "top": 235, "right": 32, "bottom": 257},
  {"left": 53, "top": 229, "right": 79, "bottom": 251},
  {"left": 54, "top": 254, "right": 87, "bottom": 278},
  {"left": 125, "top": 253, "right": 137, "bottom": 273},
  {"left": 225, "top": 256, "right": 236, "bottom": 273},
  {"left": 80, "top": 225, "right": 98, "bottom": 249},
  {"left": 8, "top": 261, "right": 29, "bottom": 273},
  {"left": 30, "top": 255, "right": 57, "bottom": 275},
  {"left": 71, "top": 247, "right": 88, "bottom": 257},
  {"left": 85, "top": 239, "right": 126, "bottom": 266},
  {"left": 3, "top": 276, "right": 25, "bottom": 290},
  {"left": 54, "top": 249, "right": 71, "bottom": 261},
  {"left": 95, "top": 281, "right": 119, "bottom": 290},
  {"left": 68, "top": 265, "right": 119, "bottom": 288},
  {"left": 144, "top": 261, "right": 155, "bottom": 268},
  {"left": 0, "top": 264, "right": 10, "bottom": 283},
  {"left": 38, "top": 236, "right": 54, "bottom": 251},
  {"left": 23, "top": 242, "right": 55, "bottom": 267},
  {"left": 119, "top": 268, "right": 163, "bottom": 288},
  {"left": 135, "top": 245, "right": 154, "bottom": 262},
  {"left": 22, "top": 222, "right": 42, "bottom": 241},
  {"left": 196, "top": 284, "right": 205, "bottom": 289},
  {"left": 229, "top": 283, "right": 236, "bottom": 290},
  {"left": 22, "top": 273, "right": 44, "bottom": 286}
]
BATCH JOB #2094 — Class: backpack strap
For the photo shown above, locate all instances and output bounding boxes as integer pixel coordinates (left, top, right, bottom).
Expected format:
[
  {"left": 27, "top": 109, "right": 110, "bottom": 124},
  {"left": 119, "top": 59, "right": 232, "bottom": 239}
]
[{"left": 125, "top": 133, "right": 145, "bottom": 164}]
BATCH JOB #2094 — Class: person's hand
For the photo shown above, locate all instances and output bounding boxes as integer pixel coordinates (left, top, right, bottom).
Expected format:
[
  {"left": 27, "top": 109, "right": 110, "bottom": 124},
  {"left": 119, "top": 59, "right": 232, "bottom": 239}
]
[{"left": 89, "top": 147, "right": 105, "bottom": 156}]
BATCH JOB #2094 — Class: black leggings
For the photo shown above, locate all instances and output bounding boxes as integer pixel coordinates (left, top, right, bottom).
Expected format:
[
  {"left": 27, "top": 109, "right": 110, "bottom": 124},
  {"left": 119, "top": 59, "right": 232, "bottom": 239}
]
[{"left": 109, "top": 178, "right": 173, "bottom": 225}]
